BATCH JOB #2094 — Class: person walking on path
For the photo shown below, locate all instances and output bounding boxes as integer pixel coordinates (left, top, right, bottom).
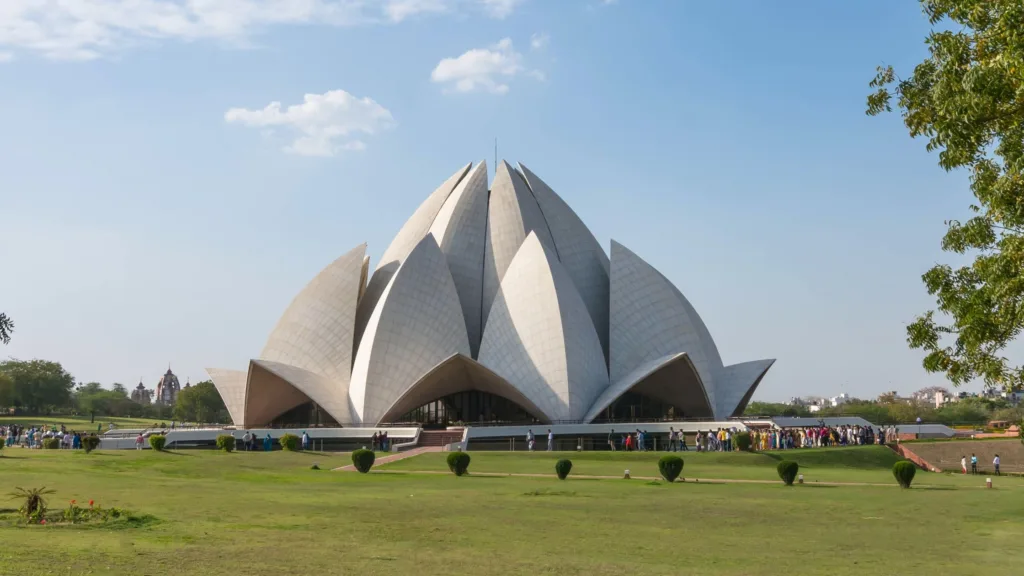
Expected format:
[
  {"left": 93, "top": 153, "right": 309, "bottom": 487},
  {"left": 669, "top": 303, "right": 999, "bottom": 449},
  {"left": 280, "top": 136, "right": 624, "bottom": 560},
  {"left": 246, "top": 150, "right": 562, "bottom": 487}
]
[
  {"left": 546, "top": 429, "right": 554, "bottom": 451},
  {"left": 242, "top": 431, "right": 252, "bottom": 451},
  {"left": 961, "top": 455, "right": 968, "bottom": 474},
  {"left": 135, "top": 433, "right": 144, "bottom": 450},
  {"left": 526, "top": 429, "right": 535, "bottom": 451},
  {"left": 971, "top": 453, "right": 978, "bottom": 474},
  {"left": 994, "top": 454, "right": 1001, "bottom": 476},
  {"left": 668, "top": 428, "right": 677, "bottom": 452},
  {"left": 263, "top": 433, "right": 272, "bottom": 452},
  {"left": 301, "top": 431, "right": 310, "bottom": 451},
  {"left": 607, "top": 429, "right": 616, "bottom": 451}
]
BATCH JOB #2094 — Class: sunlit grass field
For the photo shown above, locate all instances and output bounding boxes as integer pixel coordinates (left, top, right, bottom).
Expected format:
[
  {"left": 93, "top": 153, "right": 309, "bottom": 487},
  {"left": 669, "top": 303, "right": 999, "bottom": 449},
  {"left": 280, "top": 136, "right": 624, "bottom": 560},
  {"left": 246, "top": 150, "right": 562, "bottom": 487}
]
[
  {"left": 1, "top": 447, "right": 1022, "bottom": 575},
  {"left": 0, "top": 415, "right": 158, "bottom": 430}
]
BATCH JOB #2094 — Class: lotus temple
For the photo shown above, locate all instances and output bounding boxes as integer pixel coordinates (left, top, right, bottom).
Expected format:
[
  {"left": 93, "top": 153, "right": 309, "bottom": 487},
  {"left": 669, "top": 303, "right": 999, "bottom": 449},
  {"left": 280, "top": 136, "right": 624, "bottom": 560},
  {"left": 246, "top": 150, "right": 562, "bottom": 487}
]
[{"left": 207, "top": 160, "right": 774, "bottom": 428}]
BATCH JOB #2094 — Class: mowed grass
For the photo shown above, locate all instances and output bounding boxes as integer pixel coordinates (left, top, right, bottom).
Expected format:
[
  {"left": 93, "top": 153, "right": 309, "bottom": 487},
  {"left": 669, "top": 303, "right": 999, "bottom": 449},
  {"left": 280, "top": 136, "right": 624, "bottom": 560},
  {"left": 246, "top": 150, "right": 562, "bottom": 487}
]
[
  {"left": 0, "top": 415, "right": 158, "bottom": 430},
  {"left": 380, "top": 446, "right": 1012, "bottom": 486},
  {"left": 0, "top": 448, "right": 1022, "bottom": 576}
]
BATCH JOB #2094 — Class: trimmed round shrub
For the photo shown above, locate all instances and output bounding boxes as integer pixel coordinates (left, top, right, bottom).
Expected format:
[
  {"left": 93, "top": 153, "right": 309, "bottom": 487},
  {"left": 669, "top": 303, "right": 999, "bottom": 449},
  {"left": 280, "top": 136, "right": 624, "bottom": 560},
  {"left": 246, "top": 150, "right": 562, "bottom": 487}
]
[
  {"left": 777, "top": 460, "right": 799, "bottom": 486},
  {"left": 216, "top": 435, "right": 235, "bottom": 452},
  {"left": 734, "top": 431, "right": 752, "bottom": 452},
  {"left": 42, "top": 438, "right": 61, "bottom": 450},
  {"left": 279, "top": 433, "right": 300, "bottom": 451},
  {"left": 555, "top": 458, "right": 573, "bottom": 480},
  {"left": 352, "top": 449, "right": 375, "bottom": 473},
  {"left": 893, "top": 461, "right": 917, "bottom": 488},
  {"left": 447, "top": 451, "right": 471, "bottom": 476},
  {"left": 148, "top": 434, "right": 167, "bottom": 451},
  {"left": 658, "top": 455, "right": 684, "bottom": 482},
  {"left": 82, "top": 435, "right": 101, "bottom": 453}
]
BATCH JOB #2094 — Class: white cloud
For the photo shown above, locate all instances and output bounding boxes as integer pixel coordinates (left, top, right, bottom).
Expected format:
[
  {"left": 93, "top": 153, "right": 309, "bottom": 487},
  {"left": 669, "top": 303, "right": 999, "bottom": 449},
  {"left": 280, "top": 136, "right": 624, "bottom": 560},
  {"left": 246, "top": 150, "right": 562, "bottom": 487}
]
[
  {"left": 478, "top": 0, "right": 525, "bottom": 19},
  {"left": 0, "top": 0, "right": 527, "bottom": 61},
  {"left": 431, "top": 38, "right": 542, "bottom": 94},
  {"left": 224, "top": 90, "right": 395, "bottom": 157},
  {"left": 530, "top": 32, "right": 548, "bottom": 51}
]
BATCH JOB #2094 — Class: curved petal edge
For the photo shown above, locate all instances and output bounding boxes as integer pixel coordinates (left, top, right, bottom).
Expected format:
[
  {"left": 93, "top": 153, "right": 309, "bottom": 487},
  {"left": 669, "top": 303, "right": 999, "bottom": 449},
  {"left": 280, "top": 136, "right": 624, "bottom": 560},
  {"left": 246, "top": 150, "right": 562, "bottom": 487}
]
[
  {"left": 583, "top": 352, "right": 714, "bottom": 422},
  {"left": 349, "top": 234, "right": 472, "bottom": 425}
]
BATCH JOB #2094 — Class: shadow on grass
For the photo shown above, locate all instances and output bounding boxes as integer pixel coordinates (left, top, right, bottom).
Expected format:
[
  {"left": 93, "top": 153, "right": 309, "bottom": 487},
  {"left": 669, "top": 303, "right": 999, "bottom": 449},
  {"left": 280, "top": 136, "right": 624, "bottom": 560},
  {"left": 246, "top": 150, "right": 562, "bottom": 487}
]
[
  {"left": 0, "top": 455, "right": 28, "bottom": 459},
  {"left": 795, "top": 484, "right": 837, "bottom": 489},
  {"left": 157, "top": 451, "right": 195, "bottom": 457},
  {"left": 911, "top": 485, "right": 958, "bottom": 491}
]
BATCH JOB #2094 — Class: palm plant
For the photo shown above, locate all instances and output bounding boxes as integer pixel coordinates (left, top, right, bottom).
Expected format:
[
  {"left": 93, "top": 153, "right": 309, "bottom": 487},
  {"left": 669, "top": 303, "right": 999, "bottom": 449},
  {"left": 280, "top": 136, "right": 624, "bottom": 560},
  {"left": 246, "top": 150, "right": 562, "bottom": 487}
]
[{"left": 10, "top": 487, "right": 56, "bottom": 519}]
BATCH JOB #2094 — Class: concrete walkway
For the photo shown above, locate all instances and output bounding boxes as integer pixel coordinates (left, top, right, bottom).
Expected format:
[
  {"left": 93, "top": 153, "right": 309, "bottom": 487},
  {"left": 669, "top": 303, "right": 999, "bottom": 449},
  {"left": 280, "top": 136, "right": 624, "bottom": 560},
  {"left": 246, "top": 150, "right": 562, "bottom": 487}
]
[{"left": 331, "top": 446, "right": 442, "bottom": 471}]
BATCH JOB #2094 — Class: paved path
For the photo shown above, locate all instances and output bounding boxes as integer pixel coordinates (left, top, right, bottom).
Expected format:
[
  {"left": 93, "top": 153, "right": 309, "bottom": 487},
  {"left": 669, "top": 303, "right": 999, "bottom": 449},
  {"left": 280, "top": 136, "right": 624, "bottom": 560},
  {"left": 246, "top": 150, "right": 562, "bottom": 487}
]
[{"left": 331, "top": 446, "right": 442, "bottom": 471}]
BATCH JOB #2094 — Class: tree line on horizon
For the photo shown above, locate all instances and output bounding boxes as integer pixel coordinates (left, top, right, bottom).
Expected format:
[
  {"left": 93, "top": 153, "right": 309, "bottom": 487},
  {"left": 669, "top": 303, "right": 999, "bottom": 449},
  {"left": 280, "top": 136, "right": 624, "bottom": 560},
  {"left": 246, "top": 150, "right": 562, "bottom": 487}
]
[
  {"left": 0, "top": 358, "right": 228, "bottom": 424},
  {"left": 744, "top": 394, "right": 1023, "bottom": 426}
]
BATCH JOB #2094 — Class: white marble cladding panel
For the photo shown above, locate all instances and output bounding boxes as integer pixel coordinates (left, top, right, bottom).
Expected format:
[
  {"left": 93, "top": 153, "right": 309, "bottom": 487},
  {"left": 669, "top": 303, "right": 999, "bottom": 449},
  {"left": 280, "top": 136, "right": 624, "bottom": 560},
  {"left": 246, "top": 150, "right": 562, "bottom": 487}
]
[
  {"left": 481, "top": 161, "right": 559, "bottom": 338},
  {"left": 609, "top": 240, "right": 724, "bottom": 409},
  {"left": 206, "top": 367, "right": 247, "bottom": 426},
  {"left": 518, "top": 162, "right": 610, "bottom": 359},
  {"left": 260, "top": 243, "right": 365, "bottom": 386},
  {"left": 478, "top": 233, "right": 607, "bottom": 421},
  {"left": 429, "top": 161, "right": 489, "bottom": 357},
  {"left": 349, "top": 234, "right": 472, "bottom": 424}
]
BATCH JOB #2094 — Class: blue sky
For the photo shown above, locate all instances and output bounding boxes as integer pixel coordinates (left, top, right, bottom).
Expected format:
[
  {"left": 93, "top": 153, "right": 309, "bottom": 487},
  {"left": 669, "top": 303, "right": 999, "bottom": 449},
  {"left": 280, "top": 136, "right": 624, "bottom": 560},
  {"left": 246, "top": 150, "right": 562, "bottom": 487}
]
[{"left": 0, "top": 0, "right": 972, "bottom": 401}]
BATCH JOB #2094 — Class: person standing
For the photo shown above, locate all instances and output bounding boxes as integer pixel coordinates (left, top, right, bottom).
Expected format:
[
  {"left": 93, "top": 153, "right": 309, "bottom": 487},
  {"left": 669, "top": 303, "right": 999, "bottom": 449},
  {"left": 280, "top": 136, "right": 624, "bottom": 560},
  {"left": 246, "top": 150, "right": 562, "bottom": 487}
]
[
  {"left": 668, "top": 428, "right": 677, "bottom": 452},
  {"left": 961, "top": 455, "right": 968, "bottom": 474},
  {"left": 608, "top": 429, "right": 616, "bottom": 451},
  {"left": 993, "top": 454, "right": 1001, "bottom": 476},
  {"left": 264, "top": 433, "right": 272, "bottom": 452},
  {"left": 526, "top": 429, "right": 535, "bottom": 451},
  {"left": 242, "top": 431, "right": 252, "bottom": 452},
  {"left": 970, "top": 453, "right": 978, "bottom": 474},
  {"left": 547, "top": 429, "right": 554, "bottom": 451},
  {"left": 301, "top": 431, "right": 310, "bottom": 451},
  {"left": 135, "top": 433, "right": 144, "bottom": 450}
]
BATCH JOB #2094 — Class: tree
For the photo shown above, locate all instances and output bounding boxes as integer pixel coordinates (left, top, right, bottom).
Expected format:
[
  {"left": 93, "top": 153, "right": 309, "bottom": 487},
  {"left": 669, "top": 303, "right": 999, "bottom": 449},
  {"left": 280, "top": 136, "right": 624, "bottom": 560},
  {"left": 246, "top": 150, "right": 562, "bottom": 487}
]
[
  {"left": 0, "top": 359, "right": 75, "bottom": 413},
  {"left": 0, "top": 313, "right": 12, "bottom": 345},
  {"left": 173, "top": 381, "right": 227, "bottom": 424},
  {"left": 868, "top": 1, "right": 1024, "bottom": 391}
]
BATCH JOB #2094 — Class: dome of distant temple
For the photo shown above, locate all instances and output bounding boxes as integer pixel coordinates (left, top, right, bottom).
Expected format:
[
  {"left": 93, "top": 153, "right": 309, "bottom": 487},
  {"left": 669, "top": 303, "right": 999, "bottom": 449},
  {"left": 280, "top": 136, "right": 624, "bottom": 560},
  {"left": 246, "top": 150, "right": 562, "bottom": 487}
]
[{"left": 155, "top": 367, "right": 181, "bottom": 406}]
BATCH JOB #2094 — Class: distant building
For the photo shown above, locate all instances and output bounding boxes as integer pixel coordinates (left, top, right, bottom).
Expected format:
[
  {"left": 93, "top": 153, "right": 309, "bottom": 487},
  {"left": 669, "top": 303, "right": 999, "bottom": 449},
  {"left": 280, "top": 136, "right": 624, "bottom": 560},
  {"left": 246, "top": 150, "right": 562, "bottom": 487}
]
[
  {"left": 154, "top": 367, "right": 181, "bottom": 406},
  {"left": 130, "top": 380, "right": 152, "bottom": 404}
]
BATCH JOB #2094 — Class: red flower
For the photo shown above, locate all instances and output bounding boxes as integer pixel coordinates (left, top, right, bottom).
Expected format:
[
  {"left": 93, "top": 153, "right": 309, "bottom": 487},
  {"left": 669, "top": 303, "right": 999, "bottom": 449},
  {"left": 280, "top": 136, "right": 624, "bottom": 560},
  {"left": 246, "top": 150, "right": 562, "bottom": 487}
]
[
  {"left": 40, "top": 519, "right": 47, "bottom": 525},
  {"left": 89, "top": 500, "right": 94, "bottom": 507},
  {"left": 70, "top": 500, "right": 76, "bottom": 505}
]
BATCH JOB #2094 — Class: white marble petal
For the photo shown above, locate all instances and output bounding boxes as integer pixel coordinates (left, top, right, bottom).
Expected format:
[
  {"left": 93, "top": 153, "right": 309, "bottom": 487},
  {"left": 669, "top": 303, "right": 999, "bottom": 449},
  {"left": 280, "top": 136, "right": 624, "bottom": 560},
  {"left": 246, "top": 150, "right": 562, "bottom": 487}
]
[
  {"left": 349, "top": 234, "right": 472, "bottom": 424},
  {"left": 353, "top": 163, "right": 471, "bottom": 353},
  {"left": 609, "top": 240, "right": 724, "bottom": 409},
  {"left": 715, "top": 359, "right": 775, "bottom": 418},
  {"left": 205, "top": 368, "right": 247, "bottom": 426},
  {"left": 250, "top": 359, "right": 355, "bottom": 425},
  {"left": 428, "top": 161, "right": 489, "bottom": 356},
  {"left": 260, "top": 243, "right": 365, "bottom": 386},
  {"left": 518, "top": 162, "right": 610, "bottom": 358},
  {"left": 582, "top": 352, "right": 714, "bottom": 422},
  {"left": 481, "top": 161, "right": 559, "bottom": 336},
  {"left": 478, "top": 232, "right": 608, "bottom": 421}
]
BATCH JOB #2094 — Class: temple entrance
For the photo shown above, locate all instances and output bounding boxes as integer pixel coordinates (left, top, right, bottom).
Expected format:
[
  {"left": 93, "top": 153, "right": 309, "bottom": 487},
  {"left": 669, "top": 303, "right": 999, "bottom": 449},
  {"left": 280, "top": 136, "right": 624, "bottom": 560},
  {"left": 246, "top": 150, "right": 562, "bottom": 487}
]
[
  {"left": 590, "top": 391, "right": 683, "bottom": 423},
  {"left": 268, "top": 401, "right": 341, "bottom": 428},
  {"left": 393, "top": 390, "right": 540, "bottom": 427}
]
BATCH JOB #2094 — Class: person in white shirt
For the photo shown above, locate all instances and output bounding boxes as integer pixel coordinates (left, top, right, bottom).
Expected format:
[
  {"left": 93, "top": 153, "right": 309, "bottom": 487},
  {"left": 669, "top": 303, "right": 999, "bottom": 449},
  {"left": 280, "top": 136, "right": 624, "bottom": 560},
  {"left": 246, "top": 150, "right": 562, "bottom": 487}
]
[
  {"left": 546, "top": 429, "right": 554, "bottom": 451},
  {"left": 961, "top": 455, "right": 967, "bottom": 474},
  {"left": 993, "top": 454, "right": 1001, "bottom": 476},
  {"left": 242, "top": 431, "right": 252, "bottom": 452},
  {"left": 526, "top": 429, "right": 535, "bottom": 451}
]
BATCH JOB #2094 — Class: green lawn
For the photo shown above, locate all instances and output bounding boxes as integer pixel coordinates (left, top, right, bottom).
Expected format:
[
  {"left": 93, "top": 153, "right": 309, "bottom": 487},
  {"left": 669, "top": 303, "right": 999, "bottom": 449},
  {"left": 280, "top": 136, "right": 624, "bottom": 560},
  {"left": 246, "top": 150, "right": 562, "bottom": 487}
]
[
  {"left": 380, "top": 446, "right": 1014, "bottom": 486},
  {"left": 0, "top": 448, "right": 1022, "bottom": 575},
  {"left": 0, "top": 415, "right": 159, "bottom": 430}
]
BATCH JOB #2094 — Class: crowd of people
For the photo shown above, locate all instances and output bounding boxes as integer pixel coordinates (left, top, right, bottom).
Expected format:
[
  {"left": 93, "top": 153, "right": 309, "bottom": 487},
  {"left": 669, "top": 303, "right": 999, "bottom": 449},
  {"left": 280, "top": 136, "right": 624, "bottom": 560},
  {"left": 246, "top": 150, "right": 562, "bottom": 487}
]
[{"left": 2, "top": 423, "right": 101, "bottom": 450}]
